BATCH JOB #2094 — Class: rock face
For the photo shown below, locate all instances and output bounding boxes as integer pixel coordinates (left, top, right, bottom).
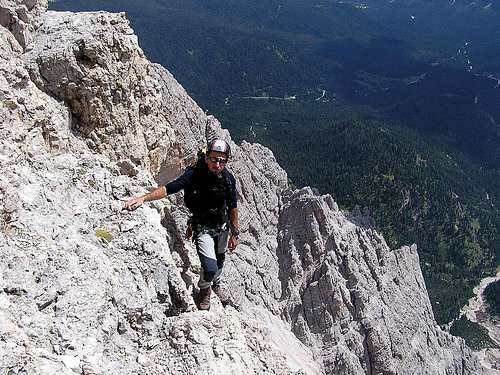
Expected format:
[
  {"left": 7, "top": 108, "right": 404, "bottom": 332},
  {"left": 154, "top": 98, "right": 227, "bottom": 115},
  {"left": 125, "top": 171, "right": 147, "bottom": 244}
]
[
  {"left": 0, "top": 0, "right": 47, "bottom": 48},
  {"left": 23, "top": 10, "right": 210, "bottom": 176},
  {"left": 277, "top": 188, "right": 481, "bottom": 374},
  {"left": 0, "top": 1, "right": 491, "bottom": 374}
]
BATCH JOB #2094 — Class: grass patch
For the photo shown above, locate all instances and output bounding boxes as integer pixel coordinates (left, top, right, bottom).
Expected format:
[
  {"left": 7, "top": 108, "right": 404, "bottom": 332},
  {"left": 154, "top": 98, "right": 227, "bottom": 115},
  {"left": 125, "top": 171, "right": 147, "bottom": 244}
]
[{"left": 95, "top": 229, "right": 113, "bottom": 243}]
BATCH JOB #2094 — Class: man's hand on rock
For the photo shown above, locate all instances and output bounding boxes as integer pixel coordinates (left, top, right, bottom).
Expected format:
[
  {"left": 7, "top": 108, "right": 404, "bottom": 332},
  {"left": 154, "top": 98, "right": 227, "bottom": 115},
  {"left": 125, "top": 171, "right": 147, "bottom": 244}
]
[
  {"left": 228, "top": 235, "right": 239, "bottom": 252},
  {"left": 124, "top": 197, "right": 144, "bottom": 211}
]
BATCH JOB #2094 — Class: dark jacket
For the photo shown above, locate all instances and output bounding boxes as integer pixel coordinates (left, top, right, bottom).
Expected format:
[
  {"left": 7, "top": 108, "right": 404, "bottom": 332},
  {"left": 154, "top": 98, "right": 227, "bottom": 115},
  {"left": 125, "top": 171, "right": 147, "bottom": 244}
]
[{"left": 165, "top": 164, "right": 237, "bottom": 228}]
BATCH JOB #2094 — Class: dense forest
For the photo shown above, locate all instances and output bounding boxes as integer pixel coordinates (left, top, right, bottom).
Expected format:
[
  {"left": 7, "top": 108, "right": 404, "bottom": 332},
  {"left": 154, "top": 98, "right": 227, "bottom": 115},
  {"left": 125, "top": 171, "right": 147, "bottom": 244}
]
[
  {"left": 218, "top": 100, "right": 500, "bottom": 325},
  {"left": 450, "top": 316, "right": 498, "bottom": 350}
]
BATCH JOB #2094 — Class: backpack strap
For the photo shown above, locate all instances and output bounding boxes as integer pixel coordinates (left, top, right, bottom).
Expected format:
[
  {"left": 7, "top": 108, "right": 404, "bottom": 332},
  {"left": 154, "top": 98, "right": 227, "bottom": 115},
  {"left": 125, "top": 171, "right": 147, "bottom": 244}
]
[
  {"left": 183, "top": 157, "right": 207, "bottom": 214},
  {"left": 221, "top": 169, "right": 234, "bottom": 210}
]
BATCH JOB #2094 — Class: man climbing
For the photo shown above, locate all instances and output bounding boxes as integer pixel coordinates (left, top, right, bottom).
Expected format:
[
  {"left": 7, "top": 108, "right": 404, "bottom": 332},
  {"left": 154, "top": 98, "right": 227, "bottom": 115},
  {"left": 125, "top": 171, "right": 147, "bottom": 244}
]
[{"left": 124, "top": 139, "right": 239, "bottom": 310}]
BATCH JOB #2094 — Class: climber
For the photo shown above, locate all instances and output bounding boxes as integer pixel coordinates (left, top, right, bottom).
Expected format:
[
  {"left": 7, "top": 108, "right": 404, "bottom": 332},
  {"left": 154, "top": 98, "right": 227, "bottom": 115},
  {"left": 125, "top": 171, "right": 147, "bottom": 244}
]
[{"left": 124, "top": 139, "right": 239, "bottom": 310}]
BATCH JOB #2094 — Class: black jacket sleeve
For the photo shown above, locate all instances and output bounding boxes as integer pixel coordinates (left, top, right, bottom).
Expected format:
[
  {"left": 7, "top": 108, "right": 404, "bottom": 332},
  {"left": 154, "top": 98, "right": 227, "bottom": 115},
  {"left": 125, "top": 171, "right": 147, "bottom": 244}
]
[{"left": 165, "top": 169, "right": 194, "bottom": 195}]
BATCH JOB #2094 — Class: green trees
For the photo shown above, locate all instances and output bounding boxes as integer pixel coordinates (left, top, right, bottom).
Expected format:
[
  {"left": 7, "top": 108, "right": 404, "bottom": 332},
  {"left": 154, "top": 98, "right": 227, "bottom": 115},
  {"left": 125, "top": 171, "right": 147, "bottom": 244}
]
[{"left": 224, "top": 102, "right": 500, "bottom": 324}]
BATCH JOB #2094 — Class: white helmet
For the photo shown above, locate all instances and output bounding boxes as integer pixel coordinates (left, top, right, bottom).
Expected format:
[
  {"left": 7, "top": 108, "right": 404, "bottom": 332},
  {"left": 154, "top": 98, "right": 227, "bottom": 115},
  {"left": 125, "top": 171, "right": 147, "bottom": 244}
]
[{"left": 207, "top": 139, "right": 231, "bottom": 158}]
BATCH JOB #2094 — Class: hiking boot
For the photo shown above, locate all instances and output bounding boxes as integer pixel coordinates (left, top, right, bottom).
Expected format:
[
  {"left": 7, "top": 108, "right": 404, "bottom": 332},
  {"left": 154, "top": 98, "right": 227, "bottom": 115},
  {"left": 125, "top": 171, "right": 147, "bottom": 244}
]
[
  {"left": 212, "top": 283, "right": 229, "bottom": 305},
  {"left": 198, "top": 287, "right": 211, "bottom": 311}
]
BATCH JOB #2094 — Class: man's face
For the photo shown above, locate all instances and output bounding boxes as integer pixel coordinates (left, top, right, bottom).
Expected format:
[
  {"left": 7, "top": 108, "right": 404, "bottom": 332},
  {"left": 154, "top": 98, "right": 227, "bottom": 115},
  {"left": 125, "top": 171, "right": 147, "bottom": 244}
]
[{"left": 206, "top": 151, "right": 228, "bottom": 176}]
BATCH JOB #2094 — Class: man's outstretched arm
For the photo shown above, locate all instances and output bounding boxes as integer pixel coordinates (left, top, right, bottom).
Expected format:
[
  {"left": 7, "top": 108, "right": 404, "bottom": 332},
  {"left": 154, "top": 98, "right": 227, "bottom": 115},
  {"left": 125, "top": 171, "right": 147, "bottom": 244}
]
[
  {"left": 124, "top": 186, "right": 167, "bottom": 211},
  {"left": 123, "top": 168, "right": 192, "bottom": 211}
]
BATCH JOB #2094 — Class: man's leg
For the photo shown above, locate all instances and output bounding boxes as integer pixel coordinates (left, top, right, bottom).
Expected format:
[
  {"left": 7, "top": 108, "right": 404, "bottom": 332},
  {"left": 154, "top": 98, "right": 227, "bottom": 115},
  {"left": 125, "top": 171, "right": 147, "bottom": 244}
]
[
  {"left": 195, "top": 231, "right": 218, "bottom": 310},
  {"left": 212, "top": 230, "right": 229, "bottom": 286},
  {"left": 195, "top": 232, "right": 218, "bottom": 289},
  {"left": 212, "top": 230, "right": 230, "bottom": 304}
]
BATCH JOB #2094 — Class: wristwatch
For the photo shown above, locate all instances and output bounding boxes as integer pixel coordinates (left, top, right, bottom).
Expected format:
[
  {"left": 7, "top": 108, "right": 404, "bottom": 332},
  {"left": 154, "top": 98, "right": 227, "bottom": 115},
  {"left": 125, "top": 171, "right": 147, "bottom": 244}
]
[{"left": 231, "top": 228, "right": 240, "bottom": 239}]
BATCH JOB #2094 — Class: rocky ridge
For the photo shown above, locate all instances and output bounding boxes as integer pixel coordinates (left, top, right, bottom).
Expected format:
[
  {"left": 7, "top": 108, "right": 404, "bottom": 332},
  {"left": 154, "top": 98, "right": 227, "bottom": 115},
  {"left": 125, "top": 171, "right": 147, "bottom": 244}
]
[{"left": 0, "top": 1, "right": 491, "bottom": 374}]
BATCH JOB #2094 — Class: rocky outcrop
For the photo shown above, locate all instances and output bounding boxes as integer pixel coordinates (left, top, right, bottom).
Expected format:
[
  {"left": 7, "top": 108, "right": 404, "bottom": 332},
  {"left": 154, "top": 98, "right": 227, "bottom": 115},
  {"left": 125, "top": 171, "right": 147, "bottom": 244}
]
[
  {"left": 22, "top": 10, "right": 211, "bottom": 176},
  {"left": 277, "top": 188, "right": 482, "bottom": 374},
  {"left": 0, "top": 0, "right": 46, "bottom": 48},
  {"left": 0, "top": 1, "right": 491, "bottom": 374}
]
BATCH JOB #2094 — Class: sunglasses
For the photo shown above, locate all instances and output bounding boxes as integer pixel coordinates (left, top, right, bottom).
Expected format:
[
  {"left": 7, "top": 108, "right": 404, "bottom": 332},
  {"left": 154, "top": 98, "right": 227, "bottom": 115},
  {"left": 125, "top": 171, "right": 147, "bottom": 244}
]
[{"left": 207, "top": 156, "right": 228, "bottom": 164}]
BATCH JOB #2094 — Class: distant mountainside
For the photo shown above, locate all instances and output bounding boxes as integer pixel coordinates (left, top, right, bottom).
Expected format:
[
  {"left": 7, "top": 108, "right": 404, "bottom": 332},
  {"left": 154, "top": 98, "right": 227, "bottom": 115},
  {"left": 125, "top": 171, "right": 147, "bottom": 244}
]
[
  {"left": 484, "top": 280, "right": 500, "bottom": 317},
  {"left": 50, "top": 0, "right": 500, "bottom": 334},
  {"left": 356, "top": 0, "right": 499, "bottom": 10}
]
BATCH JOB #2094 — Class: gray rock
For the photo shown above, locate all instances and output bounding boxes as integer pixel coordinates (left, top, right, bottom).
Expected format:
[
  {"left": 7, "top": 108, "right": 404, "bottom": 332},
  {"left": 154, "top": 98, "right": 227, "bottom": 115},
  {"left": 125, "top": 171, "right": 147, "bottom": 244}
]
[
  {"left": 276, "top": 187, "right": 485, "bottom": 374},
  {"left": 116, "top": 159, "right": 139, "bottom": 177},
  {"left": 0, "top": 0, "right": 47, "bottom": 48}
]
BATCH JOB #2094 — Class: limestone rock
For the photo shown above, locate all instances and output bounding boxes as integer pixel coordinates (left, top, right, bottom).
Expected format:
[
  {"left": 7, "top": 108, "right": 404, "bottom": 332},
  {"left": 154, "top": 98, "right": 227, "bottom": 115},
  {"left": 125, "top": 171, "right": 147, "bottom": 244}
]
[
  {"left": 0, "top": 0, "right": 47, "bottom": 48},
  {"left": 23, "top": 10, "right": 211, "bottom": 179},
  {"left": 276, "top": 187, "right": 484, "bottom": 374},
  {"left": 1, "top": 5, "right": 292, "bottom": 374}
]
